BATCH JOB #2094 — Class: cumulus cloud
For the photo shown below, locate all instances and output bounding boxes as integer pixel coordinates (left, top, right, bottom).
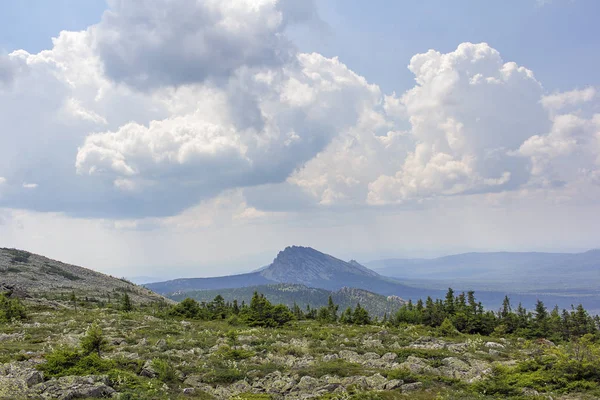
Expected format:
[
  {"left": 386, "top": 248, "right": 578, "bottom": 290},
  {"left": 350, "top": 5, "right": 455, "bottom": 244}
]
[
  {"left": 75, "top": 53, "right": 381, "bottom": 214},
  {"left": 540, "top": 87, "right": 596, "bottom": 112},
  {"left": 289, "top": 43, "right": 551, "bottom": 206},
  {"left": 0, "top": 0, "right": 599, "bottom": 221},
  {"left": 92, "top": 0, "right": 314, "bottom": 89}
]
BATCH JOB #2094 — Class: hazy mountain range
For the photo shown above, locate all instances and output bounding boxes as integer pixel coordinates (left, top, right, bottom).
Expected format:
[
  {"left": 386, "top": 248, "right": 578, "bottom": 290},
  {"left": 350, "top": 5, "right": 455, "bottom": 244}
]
[
  {"left": 366, "top": 249, "right": 600, "bottom": 292},
  {"left": 147, "top": 246, "right": 600, "bottom": 315},
  {"left": 3, "top": 245, "right": 598, "bottom": 315},
  {"left": 145, "top": 246, "right": 432, "bottom": 299}
]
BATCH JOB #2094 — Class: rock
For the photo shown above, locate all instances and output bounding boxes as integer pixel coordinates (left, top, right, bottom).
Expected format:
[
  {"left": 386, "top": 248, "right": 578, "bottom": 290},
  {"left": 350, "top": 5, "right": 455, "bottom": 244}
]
[
  {"left": 401, "top": 382, "right": 423, "bottom": 392},
  {"left": 398, "top": 356, "right": 439, "bottom": 375},
  {"left": 322, "top": 354, "right": 339, "bottom": 362},
  {"left": 341, "top": 376, "right": 369, "bottom": 390},
  {"left": 384, "top": 379, "right": 403, "bottom": 390},
  {"left": 140, "top": 360, "right": 157, "bottom": 378},
  {"left": 362, "top": 352, "right": 380, "bottom": 360},
  {"left": 24, "top": 370, "right": 44, "bottom": 387},
  {"left": 489, "top": 349, "right": 501, "bottom": 357},
  {"left": 439, "top": 357, "right": 472, "bottom": 379},
  {"left": 365, "top": 373, "right": 387, "bottom": 390},
  {"left": 29, "top": 375, "right": 115, "bottom": 400},
  {"left": 362, "top": 339, "right": 383, "bottom": 348},
  {"left": 381, "top": 352, "right": 398, "bottom": 362},
  {"left": 319, "top": 383, "right": 341, "bottom": 393},
  {"left": 182, "top": 387, "right": 195, "bottom": 395},
  {"left": 409, "top": 336, "right": 447, "bottom": 350},
  {"left": 0, "top": 376, "right": 27, "bottom": 399},
  {"left": 296, "top": 376, "right": 319, "bottom": 391},
  {"left": 447, "top": 342, "right": 469, "bottom": 353},
  {"left": 485, "top": 342, "right": 505, "bottom": 349},
  {"left": 156, "top": 339, "right": 167, "bottom": 349},
  {"left": 338, "top": 350, "right": 361, "bottom": 363},
  {"left": 230, "top": 380, "right": 252, "bottom": 394}
]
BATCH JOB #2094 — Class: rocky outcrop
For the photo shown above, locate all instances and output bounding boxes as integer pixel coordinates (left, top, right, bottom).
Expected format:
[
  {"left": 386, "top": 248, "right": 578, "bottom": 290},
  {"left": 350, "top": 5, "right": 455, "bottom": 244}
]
[
  {"left": 0, "top": 361, "right": 115, "bottom": 400},
  {"left": 184, "top": 370, "right": 408, "bottom": 399}
]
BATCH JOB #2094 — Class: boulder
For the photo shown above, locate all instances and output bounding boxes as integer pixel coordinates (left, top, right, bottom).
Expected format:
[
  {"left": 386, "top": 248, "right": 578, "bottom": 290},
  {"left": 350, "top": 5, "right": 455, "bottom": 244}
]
[
  {"left": 401, "top": 382, "right": 423, "bottom": 392},
  {"left": 365, "top": 373, "right": 387, "bottom": 390},
  {"left": 384, "top": 379, "right": 404, "bottom": 390}
]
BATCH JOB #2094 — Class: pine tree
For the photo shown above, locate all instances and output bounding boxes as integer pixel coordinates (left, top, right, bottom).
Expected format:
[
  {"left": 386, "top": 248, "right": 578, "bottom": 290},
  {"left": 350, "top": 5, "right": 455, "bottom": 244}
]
[
  {"left": 352, "top": 303, "right": 371, "bottom": 325},
  {"left": 121, "top": 293, "right": 133, "bottom": 312},
  {"left": 340, "top": 307, "right": 353, "bottom": 324},
  {"left": 534, "top": 300, "right": 549, "bottom": 337},
  {"left": 80, "top": 322, "right": 108, "bottom": 357},
  {"left": 444, "top": 288, "right": 455, "bottom": 315}
]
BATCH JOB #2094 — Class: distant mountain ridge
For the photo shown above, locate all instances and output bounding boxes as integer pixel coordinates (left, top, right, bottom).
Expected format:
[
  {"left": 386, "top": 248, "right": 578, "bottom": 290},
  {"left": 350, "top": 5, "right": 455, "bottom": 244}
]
[
  {"left": 366, "top": 249, "right": 600, "bottom": 292},
  {"left": 146, "top": 246, "right": 429, "bottom": 299},
  {"left": 169, "top": 283, "right": 406, "bottom": 317},
  {"left": 0, "top": 248, "right": 169, "bottom": 304}
]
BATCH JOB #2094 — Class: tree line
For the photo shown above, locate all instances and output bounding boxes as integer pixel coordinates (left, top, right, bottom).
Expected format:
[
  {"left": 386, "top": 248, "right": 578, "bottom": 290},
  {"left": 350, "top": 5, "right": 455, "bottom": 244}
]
[
  {"left": 167, "top": 288, "right": 599, "bottom": 341},
  {"left": 3, "top": 286, "right": 598, "bottom": 343},
  {"left": 392, "top": 288, "right": 599, "bottom": 340}
]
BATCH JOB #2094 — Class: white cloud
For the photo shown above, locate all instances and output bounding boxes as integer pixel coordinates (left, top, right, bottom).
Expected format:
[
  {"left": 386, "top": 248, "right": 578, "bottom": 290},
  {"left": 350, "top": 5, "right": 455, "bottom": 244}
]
[
  {"left": 74, "top": 52, "right": 381, "bottom": 213},
  {"left": 290, "top": 42, "right": 551, "bottom": 206},
  {"left": 91, "top": 0, "right": 314, "bottom": 89},
  {"left": 540, "top": 87, "right": 596, "bottom": 111},
  {"left": 22, "top": 183, "right": 38, "bottom": 189}
]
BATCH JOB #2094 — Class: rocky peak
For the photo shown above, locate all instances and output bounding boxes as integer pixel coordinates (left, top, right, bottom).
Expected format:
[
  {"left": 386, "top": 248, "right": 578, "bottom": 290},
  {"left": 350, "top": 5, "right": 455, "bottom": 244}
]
[{"left": 260, "top": 246, "right": 379, "bottom": 285}]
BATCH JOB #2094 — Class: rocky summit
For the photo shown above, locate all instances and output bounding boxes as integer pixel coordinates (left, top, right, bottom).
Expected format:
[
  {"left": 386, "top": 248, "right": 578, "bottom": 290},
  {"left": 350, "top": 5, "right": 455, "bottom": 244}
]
[{"left": 260, "top": 246, "right": 380, "bottom": 285}]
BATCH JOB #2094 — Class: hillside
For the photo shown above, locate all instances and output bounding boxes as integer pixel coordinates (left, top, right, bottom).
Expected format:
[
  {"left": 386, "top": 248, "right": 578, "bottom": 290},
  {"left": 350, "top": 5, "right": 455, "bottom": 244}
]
[
  {"left": 146, "top": 246, "right": 435, "bottom": 300},
  {"left": 0, "top": 248, "right": 168, "bottom": 304},
  {"left": 168, "top": 284, "right": 406, "bottom": 317},
  {"left": 367, "top": 249, "right": 600, "bottom": 292}
]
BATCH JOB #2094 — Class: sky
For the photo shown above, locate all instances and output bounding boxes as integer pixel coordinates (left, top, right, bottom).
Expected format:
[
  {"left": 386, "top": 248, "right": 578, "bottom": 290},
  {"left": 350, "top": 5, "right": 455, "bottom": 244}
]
[{"left": 0, "top": 0, "right": 599, "bottom": 279}]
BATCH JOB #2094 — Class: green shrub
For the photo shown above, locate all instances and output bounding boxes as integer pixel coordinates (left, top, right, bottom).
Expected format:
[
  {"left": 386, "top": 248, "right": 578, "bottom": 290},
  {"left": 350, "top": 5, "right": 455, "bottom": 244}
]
[
  {"left": 151, "top": 358, "right": 177, "bottom": 383},
  {"left": 0, "top": 294, "right": 27, "bottom": 322},
  {"left": 39, "top": 349, "right": 114, "bottom": 377},
  {"left": 80, "top": 322, "right": 108, "bottom": 356}
]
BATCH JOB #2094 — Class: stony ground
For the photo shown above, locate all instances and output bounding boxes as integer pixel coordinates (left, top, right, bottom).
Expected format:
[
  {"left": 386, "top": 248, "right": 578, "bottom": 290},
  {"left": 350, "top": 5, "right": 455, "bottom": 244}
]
[{"left": 1, "top": 304, "right": 597, "bottom": 400}]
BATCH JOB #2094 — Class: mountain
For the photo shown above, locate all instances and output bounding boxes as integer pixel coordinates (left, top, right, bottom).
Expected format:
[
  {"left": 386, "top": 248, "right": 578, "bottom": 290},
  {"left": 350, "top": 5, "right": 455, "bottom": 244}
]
[
  {"left": 0, "top": 248, "right": 169, "bottom": 304},
  {"left": 146, "top": 246, "right": 433, "bottom": 299},
  {"left": 168, "top": 283, "right": 406, "bottom": 317},
  {"left": 366, "top": 249, "right": 600, "bottom": 292}
]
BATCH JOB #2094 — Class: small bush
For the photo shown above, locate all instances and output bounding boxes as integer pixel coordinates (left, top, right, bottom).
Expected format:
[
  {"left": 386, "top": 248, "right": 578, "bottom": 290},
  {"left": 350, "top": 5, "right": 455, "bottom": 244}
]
[
  {"left": 0, "top": 294, "right": 27, "bottom": 322},
  {"left": 39, "top": 349, "right": 114, "bottom": 377},
  {"left": 151, "top": 358, "right": 177, "bottom": 383},
  {"left": 80, "top": 323, "right": 108, "bottom": 356}
]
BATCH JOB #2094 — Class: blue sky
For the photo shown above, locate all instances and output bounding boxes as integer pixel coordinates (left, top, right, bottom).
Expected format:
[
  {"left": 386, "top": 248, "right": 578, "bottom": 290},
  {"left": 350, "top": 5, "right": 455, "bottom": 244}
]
[
  {"left": 3, "top": 0, "right": 599, "bottom": 94},
  {"left": 0, "top": 0, "right": 599, "bottom": 277}
]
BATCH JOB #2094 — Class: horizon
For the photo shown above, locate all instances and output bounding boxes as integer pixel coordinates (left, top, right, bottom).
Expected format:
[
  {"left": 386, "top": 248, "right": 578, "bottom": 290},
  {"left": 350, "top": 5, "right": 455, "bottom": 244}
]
[{"left": 1, "top": 1, "right": 600, "bottom": 278}]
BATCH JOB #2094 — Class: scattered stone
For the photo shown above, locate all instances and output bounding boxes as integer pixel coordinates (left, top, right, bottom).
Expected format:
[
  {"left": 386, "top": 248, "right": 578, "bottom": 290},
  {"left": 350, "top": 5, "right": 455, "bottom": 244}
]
[
  {"left": 485, "top": 342, "right": 505, "bottom": 349},
  {"left": 401, "top": 382, "right": 423, "bottom": 392},
  {"left": 140, "top": 360, "right": 157, "bottom": 378}
]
